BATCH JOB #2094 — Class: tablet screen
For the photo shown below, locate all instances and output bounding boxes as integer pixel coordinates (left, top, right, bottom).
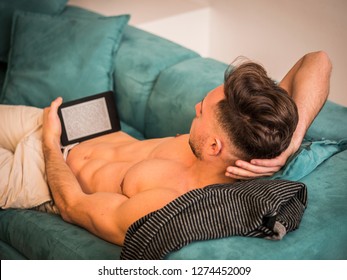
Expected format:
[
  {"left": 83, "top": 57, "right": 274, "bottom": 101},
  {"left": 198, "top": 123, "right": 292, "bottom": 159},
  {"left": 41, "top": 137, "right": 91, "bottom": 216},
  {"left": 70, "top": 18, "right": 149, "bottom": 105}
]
[{"left": 58, "top": 91, "right": 121, "bottom": 146}]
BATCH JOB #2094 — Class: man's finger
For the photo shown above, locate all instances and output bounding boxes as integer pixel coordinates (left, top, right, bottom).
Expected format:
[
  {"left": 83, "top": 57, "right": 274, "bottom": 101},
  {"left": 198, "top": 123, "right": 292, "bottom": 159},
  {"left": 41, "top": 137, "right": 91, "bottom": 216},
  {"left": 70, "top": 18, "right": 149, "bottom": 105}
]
[
  {"left": 225, "top": 166, "right": 276, "bottom": 178},
  {"left": 250, "top": 158, "right": 285, "bottom": 168},
  {"left": 233, "top": 160, "right": 281, "bottom": 174},
  {"left": 51, "top": 97, "right": 63, "bottom": 110},
  {"left": 225, "top": 170, "right": 274, "bottom": 180}
]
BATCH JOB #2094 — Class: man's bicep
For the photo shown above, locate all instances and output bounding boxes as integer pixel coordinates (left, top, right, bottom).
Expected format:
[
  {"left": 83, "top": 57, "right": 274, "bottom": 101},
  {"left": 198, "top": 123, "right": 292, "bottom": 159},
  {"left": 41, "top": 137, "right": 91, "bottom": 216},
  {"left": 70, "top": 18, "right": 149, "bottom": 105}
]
[
  {"left": 117, "top": 188, "right": 181, "bottom": 231},
  {"left": 71, "top": 188, "right": 180, "bottom": 246},
  {"left": 67, "top": 192, "right": 129, "bottom": 245}
]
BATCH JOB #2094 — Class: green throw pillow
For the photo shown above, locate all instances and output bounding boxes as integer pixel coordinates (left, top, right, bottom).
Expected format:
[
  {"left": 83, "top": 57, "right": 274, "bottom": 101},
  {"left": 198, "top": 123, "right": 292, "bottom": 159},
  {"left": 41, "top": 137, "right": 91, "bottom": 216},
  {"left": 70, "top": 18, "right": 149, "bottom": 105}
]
[
  {"left": 0, "top": 0, "right": 68, "bottom": 62},
  {"left": 0, "top": 11, "right": 130, "bottom": 108}
]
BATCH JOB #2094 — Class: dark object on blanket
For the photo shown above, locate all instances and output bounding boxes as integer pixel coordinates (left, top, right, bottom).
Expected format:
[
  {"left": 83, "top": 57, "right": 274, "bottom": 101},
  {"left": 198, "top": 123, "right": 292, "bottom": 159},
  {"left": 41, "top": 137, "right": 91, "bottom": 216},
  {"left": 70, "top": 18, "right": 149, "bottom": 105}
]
[{"left": 121, "top": 179, "right": 307, "bottom": 260}]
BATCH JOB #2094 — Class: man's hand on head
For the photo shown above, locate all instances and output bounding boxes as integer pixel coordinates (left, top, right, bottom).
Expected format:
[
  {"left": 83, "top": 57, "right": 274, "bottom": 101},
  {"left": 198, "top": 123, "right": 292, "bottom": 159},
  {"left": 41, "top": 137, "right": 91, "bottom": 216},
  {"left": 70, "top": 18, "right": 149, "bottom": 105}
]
[
  {"left": 42, "top": 97, "right": 63, "bottom": 149},
  {"left": 225, "top": 141, "right": 299, "bottom": 180}
]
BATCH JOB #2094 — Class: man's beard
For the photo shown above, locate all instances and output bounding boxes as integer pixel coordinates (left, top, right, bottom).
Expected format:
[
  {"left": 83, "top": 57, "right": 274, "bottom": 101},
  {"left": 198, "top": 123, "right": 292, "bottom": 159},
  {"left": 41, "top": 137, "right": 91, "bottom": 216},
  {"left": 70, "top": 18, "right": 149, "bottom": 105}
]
[{"left": 189, "top": 136, "right": 204, "bottom": 160}]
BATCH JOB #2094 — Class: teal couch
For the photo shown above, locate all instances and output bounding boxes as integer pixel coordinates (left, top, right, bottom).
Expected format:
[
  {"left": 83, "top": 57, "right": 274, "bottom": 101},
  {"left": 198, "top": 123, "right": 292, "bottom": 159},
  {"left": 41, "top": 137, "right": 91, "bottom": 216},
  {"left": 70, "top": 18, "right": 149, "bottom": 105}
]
[{"left": 0, "top": 3, "right": 347, "bottom": 260}]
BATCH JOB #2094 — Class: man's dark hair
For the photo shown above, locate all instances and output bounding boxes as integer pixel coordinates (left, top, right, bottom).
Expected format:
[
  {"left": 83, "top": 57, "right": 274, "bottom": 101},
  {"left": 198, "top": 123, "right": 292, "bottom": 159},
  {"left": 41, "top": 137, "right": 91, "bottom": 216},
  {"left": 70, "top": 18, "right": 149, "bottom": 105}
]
[{"left": 217, "top": 61, "right": 298, "bottom": 160}]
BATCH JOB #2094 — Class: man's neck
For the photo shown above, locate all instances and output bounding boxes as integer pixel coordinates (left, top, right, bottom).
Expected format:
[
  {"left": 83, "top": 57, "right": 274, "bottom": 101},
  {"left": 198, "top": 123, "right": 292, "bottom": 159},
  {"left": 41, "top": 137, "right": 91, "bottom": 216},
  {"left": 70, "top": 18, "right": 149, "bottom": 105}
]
[
  {"left": 189, "top": 156, "right": 236, "bottom": 189},
  {"left": 178, "top": 134, "right": 237, "bottom": 189}
]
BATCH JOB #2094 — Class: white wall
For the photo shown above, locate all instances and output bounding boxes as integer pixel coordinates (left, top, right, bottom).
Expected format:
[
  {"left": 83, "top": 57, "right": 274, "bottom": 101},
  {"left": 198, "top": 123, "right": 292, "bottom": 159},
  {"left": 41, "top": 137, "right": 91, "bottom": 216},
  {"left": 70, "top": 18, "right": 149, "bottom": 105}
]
[
  {"left": 68, "top": 0, "right": 347, "bottom": 106},
  {"left": 209, "top": 0, "right": 347, "bottom": 106},
  {"left": 68, "top": 0, "right": 211, "bottom": 56},
  {"left": 137, "top": 8, "right": 211, "bottom": 58}
]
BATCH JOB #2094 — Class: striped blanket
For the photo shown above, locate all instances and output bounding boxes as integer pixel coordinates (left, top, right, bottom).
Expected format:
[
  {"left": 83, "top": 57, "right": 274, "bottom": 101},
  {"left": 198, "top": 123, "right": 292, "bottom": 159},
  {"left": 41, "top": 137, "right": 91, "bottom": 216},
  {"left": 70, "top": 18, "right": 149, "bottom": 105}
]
[{"left": 120, "top": 179, "right": 307, "bottom": 260}]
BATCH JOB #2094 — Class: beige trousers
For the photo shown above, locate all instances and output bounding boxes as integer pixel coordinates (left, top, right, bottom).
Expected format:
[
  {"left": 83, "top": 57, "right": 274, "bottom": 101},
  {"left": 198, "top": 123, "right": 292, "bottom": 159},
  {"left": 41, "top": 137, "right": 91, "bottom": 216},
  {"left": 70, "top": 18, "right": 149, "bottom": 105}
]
[{"left": 0, "top": 104, "right": 55, "bottom": 211}]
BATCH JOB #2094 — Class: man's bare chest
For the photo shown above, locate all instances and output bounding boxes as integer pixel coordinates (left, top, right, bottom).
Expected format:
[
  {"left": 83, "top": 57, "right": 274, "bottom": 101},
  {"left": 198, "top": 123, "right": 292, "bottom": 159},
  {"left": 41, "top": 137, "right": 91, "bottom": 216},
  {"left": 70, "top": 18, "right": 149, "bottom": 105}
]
[
  {"left": 65, "top": 132, "right": 192, "bottom": 195},
  {"left": 69, "top": 155, "right": 193, "bottom": 198},
  {"left": 121, "top": 158, "right": 194, "bottom": 197}
]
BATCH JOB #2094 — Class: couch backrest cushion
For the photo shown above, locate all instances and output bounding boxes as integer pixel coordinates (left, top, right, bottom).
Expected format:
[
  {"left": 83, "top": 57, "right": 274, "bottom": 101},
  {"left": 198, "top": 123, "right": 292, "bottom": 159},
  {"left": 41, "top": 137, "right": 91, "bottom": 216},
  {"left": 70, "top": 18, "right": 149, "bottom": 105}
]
[
  {"left": 114, "top": 26, "right": 199, "bottom": 134},
  {"left": 0, "top": 11, "right": 129, "bottom": 108},
  {"left": 0, "top": 62, "right": 6, "bottom": 98},
  {"left": 145, "top": 57, "right": 227, "bottom": 138},
  {"left": 0, "top": 0, "right": 68, "bottom": 62}
]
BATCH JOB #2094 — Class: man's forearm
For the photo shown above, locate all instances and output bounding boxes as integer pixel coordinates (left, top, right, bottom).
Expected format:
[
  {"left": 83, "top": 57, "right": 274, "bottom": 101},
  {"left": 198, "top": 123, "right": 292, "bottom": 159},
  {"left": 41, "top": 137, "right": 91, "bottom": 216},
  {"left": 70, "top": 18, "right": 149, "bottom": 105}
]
[
  {"left": 280, "top": 51, "right": 332, "bottom": 148},
  {"left": 43, "top": 141, "right": 82, "bottom": 221},
  {"left": 42, "top": 97, "right": 81, "bottom": 219}
]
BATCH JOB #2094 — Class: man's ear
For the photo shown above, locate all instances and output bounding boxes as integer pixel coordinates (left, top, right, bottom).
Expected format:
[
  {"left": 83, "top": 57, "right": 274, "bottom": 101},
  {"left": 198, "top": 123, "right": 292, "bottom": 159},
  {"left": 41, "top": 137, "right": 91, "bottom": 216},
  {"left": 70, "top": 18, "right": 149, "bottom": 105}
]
[{"left": 208, "top": 137, "right": 223, "bottom": 156}]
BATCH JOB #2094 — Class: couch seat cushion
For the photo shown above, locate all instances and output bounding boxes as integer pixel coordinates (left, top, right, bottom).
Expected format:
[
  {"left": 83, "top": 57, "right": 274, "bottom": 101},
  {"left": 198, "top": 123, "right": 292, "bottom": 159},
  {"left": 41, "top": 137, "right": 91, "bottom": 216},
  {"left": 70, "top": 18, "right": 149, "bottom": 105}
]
[{"left": 0, "top": 209, "right": 122, "bottom": 259}]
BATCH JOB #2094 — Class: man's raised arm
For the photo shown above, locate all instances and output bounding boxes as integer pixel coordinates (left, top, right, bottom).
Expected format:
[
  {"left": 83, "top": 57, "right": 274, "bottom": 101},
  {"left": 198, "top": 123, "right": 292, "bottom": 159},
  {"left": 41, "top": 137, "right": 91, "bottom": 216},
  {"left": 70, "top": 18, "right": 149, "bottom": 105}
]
[{"left": 226, "top": 51, "right": 332, "bottom": 179}]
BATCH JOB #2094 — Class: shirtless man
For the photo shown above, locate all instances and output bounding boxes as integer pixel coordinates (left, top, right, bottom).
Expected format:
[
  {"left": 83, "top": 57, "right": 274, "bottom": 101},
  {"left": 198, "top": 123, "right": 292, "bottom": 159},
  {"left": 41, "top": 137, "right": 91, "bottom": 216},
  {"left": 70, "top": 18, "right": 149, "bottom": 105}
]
[{"left": 41, "top": 51, "right": 330, "bottom": 246}]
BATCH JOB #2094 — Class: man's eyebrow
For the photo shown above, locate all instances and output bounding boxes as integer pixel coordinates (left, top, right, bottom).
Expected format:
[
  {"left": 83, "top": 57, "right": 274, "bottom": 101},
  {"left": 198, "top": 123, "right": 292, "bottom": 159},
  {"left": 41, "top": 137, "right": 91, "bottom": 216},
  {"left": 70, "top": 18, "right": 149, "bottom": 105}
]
[{"left": 200, "top": 98, "right": 205, "bottom": 114}]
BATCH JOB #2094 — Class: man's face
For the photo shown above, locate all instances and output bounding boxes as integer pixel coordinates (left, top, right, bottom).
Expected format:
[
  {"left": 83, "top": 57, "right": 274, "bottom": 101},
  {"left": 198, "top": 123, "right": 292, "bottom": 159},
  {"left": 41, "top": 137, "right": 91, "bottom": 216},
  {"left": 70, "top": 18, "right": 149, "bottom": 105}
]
[{"left": 189, "top": 85, "right": 225, "bottom": 159}]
